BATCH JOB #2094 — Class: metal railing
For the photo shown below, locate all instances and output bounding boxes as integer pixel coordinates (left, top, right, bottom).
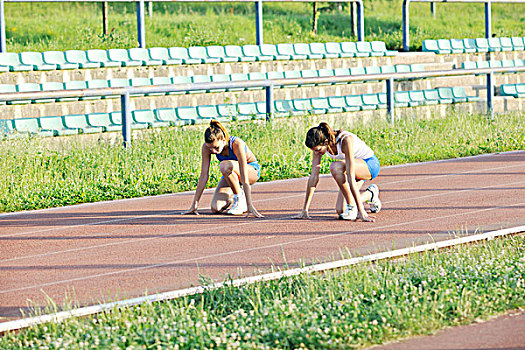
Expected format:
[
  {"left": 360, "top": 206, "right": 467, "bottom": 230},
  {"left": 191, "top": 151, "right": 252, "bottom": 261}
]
[
  {"left": 0, "top": 66, "right": 523, "bottom": 146},
  {"left": 403, "top": 0, "right": 525, "bottom": 52},
  {"left": 0, "top": 0, "right": 364, "bottom": 53}
]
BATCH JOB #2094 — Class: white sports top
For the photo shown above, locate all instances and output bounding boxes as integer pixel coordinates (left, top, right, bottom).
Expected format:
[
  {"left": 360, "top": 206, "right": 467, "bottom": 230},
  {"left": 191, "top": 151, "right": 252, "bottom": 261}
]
[{"left": 326, "top": 131, "right": 374, "bottom": 160}]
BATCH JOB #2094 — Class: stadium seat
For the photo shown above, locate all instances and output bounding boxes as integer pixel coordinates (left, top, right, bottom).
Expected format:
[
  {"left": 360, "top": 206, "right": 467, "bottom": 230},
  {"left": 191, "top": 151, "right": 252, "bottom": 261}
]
[
  {"left": 229, "top": 73, "right": 249, "bottom": 91},
  {"left": 499, "top": 37, "right": 513, "bottom": 51},
  {"left": 276, "top": 43, "right": 307, "bottom": 60},
  {"left": 216, "top": 104, "right": 238, "bottom": 119},
  {"left": 510, "top": 37, "right": 524, "bottom": 50},
  {"left": 260, "top": 44, "right": 290, "bottom": 60},
  {"left": 356, "top": 42, "right": 375, "bottom": 57},
  {"left": 237, "top": 102, "right": 263, "bottom": 120},
  {"left": 64, "top": 50, "right": 101, "bottom": 69},
  {"left": 436, "top": 39, "right": 453, "bottom": 54},
  {"left": 333, "top": 68, "right": 351, "bottom": 76},
  {"left": 132, "top": 109, "right": 170, "bottom": 128},
  {"left": 86, "top": 112, "right": 121, "bottom": 132},
  {"left": 293, "top": 43, "right": 324, "bottom": 59},
  {"left": 224, "top": 45, "right": 256, "bottom": 62},
  {"left": 328, "top": 96, "right": 359, "bottom": 112},
  {"left": 371, "top": 41, "right": 397, "bottom": 56},
  {"left": 19, "top": 52, "right": 56, "bottom": 70},
  {"left": 0, "top": 118, "right": 15, "bottom": 138},
  {"left": 196, "top": 105, "right": 223, "bottom": 121},
  {"left": 13, "top": 117, "right": 54, "bottom": 136},
  {"left": 449, "top": 39, "right": 465, "bottom": 53},
  {"left": 155, "top": 108, "right": 191, "bottom": 126},
  {"left": 39, "top": 115, "right": 78, "bottom": 136},
  {"left": 12, "top": 83, "right": 40, "bottom": 104},
  {"left": 62, "top": 81, "right": 87, "bottom": 101},
  {"left": 345, "top": 95, "right": 364, "bottom": 110},
  {"left": 188, "top": 46, "right": 220, "bottom": 64},
  {"left": 462, "top": 39, "right": 477, "bottom": 53},
  {"left": 107, "top": 49, "right": 142, "bottom": 67},
  {"left": 437, "top": 87, "right": 459, "bottom": 103},
  {"left": 273, "top": 100, "right": 294, "bottom": 117},
  {"left": 148, "top": 47, "right": 183, "bottom": 65},
  {"left": 86, "top": 49, "right": 122, "bottom": 68},
  {"left": 42, "top": 51, "right": 79, "bottom": 70},
  {"left": 206, "top": 46, "right": 239, "bottom": 63},
  {"left": 294, "top": 98, "right": 320, "bottom": 114},
  {"left": 423, "top": 89, "right": 442, "bottom": 104},
  {"left": 108, "top": 78, "right": 129, "bottom": 88},
  {"left": 309, "top": 43, "right": 339, "bottom": 59},
  {"left": 324, "top": 42, "right": 348, "bottom": 58},
  {"left": 0, "top": 84, "right": 16, "bottom": 105},
  {"left": 363, "top": 66, "right": 380, "bottom": 75},
  {"left": 487, "top": 38, "right": 502, "bottom": 52},
  {"left": 168, "top": 47, "right": 202, "bottom": 64},
  {"left": 39, "top": 82, "right": 63, "bottom": 103},
  {"left": 175, "top": 106, "right": 200, "bottom": 123},
  {"left": 128, "top": 48, "right": 163, "bottom": 66},
  {"left": 380, "top": 65, "right": 396, "bottom": 74},
  {"left": 0, "top": 52, "right": 32, "bottom": 71},
  {"left": 394, "top": 91, "right": 411, "bottom": 107},
  {"left": 474, "top": 38, "right": 489, "bottom": 52},
  {"left": 452, "top": 87, "right": 479, "bottom": 102},
  {"left": 422, "top": 40, "right": 440, "bottom": 53},
  {"left": 242, "top": 45, "right": 272, "bottom": 61},
  {"left": 311, "top": 97, "right": 343, "bottom": 114},
  {"left": 63, "top": 114, "right": 104, "bottom": 133}
]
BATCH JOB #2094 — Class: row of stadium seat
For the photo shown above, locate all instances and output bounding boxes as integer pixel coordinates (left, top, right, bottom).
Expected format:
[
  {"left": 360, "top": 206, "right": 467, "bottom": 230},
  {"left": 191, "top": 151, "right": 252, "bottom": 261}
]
[
  {"left": 422, "top": 37, "right": 525, "bottom": 54},
  {"left": 462, "top": 59, "right": 525, "bottom": 69},
  {"left": 0, "top": 64, "right": 424, "bottom": 104},
  {"left": 0, "top": 41, "right": 397, "bottom": 72},
  {"left": 0, "top": 87, "right": 479, "bottom": 138},
  {"left": 500, "top": 83, "right": 525, "bottom": 98}
]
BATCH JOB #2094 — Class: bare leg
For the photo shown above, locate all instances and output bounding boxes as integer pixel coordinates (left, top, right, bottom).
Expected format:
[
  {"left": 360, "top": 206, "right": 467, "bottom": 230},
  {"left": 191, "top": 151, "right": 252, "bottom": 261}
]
[
  {"left": 330, "top": 160, "right": 371, "bottom": 214},
  {"left": 211, "top": 178, "right": 233, "bottom": 213},
  {"left": 335, "top": 180, "right": 365, "bottom": 214}
]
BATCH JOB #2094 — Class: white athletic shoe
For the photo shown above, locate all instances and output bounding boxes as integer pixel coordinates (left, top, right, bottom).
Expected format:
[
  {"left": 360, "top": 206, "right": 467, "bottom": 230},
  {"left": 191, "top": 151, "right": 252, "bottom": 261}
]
[
  {"left": 339, "top": 203, "right": 357, "bottom": 220},
  {"left": 227, "top": 188, "right": 247, "bottom": 215},
  {"left": 366, "top": 184, "right": 382, "bottom": 213}
]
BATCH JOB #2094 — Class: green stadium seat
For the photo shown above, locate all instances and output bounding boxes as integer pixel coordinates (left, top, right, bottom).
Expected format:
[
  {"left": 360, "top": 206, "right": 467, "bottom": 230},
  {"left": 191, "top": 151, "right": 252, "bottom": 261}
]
[
  {"left": 196, "top": 105, "right": 223, "bottom": 121},
  {"left": 11, "top": 83, "right": 40, "bottom": 104},
  {"left": 19, "top": 52, "right": 56, "bottom": 70},
  {"left": 228, "top": 73, "right": 249, "bottom": 91},
  {"left": 328, "top": 96, "right": 359, "bottom": 112},
  {"left": 225, "top": 45, "right": 256, "bottom": 62},
  {"left": 395, "top": 64, "right": 411, "bottom": 73},
  {"left": 500, "top": 60, "right": 515, "bottom": 67},
  {"left": 309, "top": 43, "right": 339, "bottom": 59},
  {"left": 408, "top": 90, "right": 428, "bottom": 106},
  {"left": 42, "top": 51, "right": 79, "bottom": 70},
  {"left": 325, "top": 42, "right": 350, "bottom": 58},
  {"left": 423, "top": 89, "right": 442, "bottom": 104},
  {"left": 276, "top": 43, "right": 307, "bottom": 60},
  {"left": 474, "top": 38, "right": 489, "bottom": 52},
  {"left": 210, "top": 74, "right": 229, "bottom": 92},
  {"left": 39, "top": 82, "right": 63, "bottom": 103},
  {"left": 148, "top": 47, "right": 183, "bottom": 65},
  {"left": 64, "top": 50, "right": 101, "bottom": 69},
  {"left": 62, "top": 80, "right": 87, "bottom": 101},
  {"left": 317, "top": 68, "right": 335, "bottom": 85},
  {"left": 129, "top": 77, "right": 151, "bottom": 97},
  {"left": 133, "top": 109, "right": 170, "bottom": 128},
  {"left": 0, "top": 84, "right": 16, "bottom": 105},
  {"left": 176, "top": 106, "right": 200, "bottom": 123},
  {"left": 437, "top": 87, "right": 459, "bottom": 103},
  {"left": 168, "top": 47, "right": 202, "bottom": 64},
  {"left": 450, "top": 39, "right": 465, "bottom": 53},
  {"left": 128, "top": 48, "right": 163, "bottom": 66},
  {"left": 380, "top": 65, "right": 395, "bottom": 74},
  {"left": 371, "top": 41, "right": 397, "bottom": 56},
  {"left": 300, "top": 69, "right": 318, "bottom": 87},
  {"left": 394, "top": 91, "right": 410, "bottom": 107},
  {"left": 39, "top": 115, "right": 78, "bottom": 136},
  {"left": 294, "top": 98, "right": 320, "bottom": 114},
  {"left": 273, "top": 100, "right": 294, "bottom": 117},
  {"left": 510, "top": 37, "right": 524, "bottom": 50},
  {"left": 85, "top": 49, "right": 122, "bottom": 68},
  {"left": 63, "top": 114, "right": 104, "bottom": 133},
  {"left": 462, "top": 61, "right": 477, "bottom": 69},
  {"left": 188, "top": 46, "right": 220, "bottom": 64},
  {"left": 0, "top": 52, "right": 32, "bottom": 71},
  {"left": 260, "top": 44, "right": 290, "bottom": 60},
  {"left": 151, "top": 77, "right": 172, "bottom": 86},
  {"left": 363, "top": 66, "right": 380, "bottom": 75},
  {"left": 242, "top": 45, "right": 272, "bottom": 61},
  {"left": 206, "top": 46, "right": 239, "bottom": 63},
  {"left": 345, "top": 95, "right": 364, "bottom": 110},
  {"left": 333, "top": 68, "right": 351, "bottom": 76},
  {"left": 514, "top": 59, "right": 525, "bottom": 67},
  {"left": 107, "top": 49, "right": 142, "bottom": 67},
  {"left": 86, "top": 112, "right": 121, "bottom": 132},
  {"left": 237, "top": 102, "right": 262, "bottom": 120},
  {"left": 356, "top": 42, "right": 375, "bottom": 57},
  {"left": 452, "top": 87, "right": 478, "bottom": 102},
  {"left": 361, "top": 93, "right": 382, "bottom": 109},
  {"left": 487, "top": 38, "right": 502, "bottom": 52},
  {"left": 0, "top": 119, "right": 14, "bottom": 138},
  {"left": 155, "top": 108, "right": 191, "bottom": 126},
  {"left": 265, "top": 71, "right": 283, "bottom": 81},
  {"left": 499, "top": 37, "right": 513, "bottom": 51},
  {"left": 191, "top": 75, "right": 212, "bottom": 93},
  {"left": 293, "top": 43, "right": 324, "bottom": 59},
  {"left": 462, "top": 39, "right": 477, "bottom": 53},
  {"left": 109, "top": 111, "right": 149, "bottom": 129},
  {"left": 13, "top": 117, "right": 54, "bottom": 136},
  {"left": 422, "top": 40, "right": 440, "bottom": 53},
  {"left": 500, "top": 84, "right": 518, "bottom": 97},
  {"left": 108, "top": 78, "right": 129, "bottom": 88},
  {"left": 436, "top": 39, "right": 453, "bottom": 54},
  {"left": 488, "top": 60, "right": 502, "bottom": 68},
  {"left": 410, "top": 64, "right": 425, "bottom": 72},
  {"left": 283, "top": 70, "right": 301, "bottom": 88},
  {"left": 216, "top": 104, "right": 238, "bottom": 120},
  {"left": 311, "top": 97, "right": 343, "bottom": 114},
  {"left": 476, "top": 60, "right": 489, "bottom": 69}
]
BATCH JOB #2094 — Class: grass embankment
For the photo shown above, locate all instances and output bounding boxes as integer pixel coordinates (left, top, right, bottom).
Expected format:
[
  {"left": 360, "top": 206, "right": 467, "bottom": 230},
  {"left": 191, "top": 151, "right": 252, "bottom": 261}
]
[
  {"left": 5, "top": 1, "right": 525, "bottom": 52},
  {"left": 1, "top": 112, "right": 524, "bottom": 213},
  {"left": 1, "top": 233, "right": 523, "bottom": 349}
]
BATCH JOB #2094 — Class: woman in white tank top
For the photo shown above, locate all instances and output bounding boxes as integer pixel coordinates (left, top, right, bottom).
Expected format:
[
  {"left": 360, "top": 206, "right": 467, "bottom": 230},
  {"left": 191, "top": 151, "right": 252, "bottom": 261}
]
[{"left": 296, "top": 122, "right": 382, "bottom": 222}]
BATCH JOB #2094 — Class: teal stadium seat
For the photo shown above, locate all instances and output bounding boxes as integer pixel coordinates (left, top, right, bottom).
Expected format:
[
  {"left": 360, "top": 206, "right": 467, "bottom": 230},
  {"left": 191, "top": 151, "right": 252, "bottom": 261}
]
[
  {"left": 0, "top": 52, "right": 32, "bottom": 71},
  {"left": 311, "top": 97, "right": 343, "bottom": 114},
  {"left": 394, "top": 91, "right": 410, "bottom": 107},
  {"left": 63, "top": 114, "right": 104, "bottom": 133},
  {"left": 191, "top": 75, "right": 212, "bottom": 93},
  {"left": 333, "top": 68, "right": 351, "bottom": 76},
  {"left": 229, "top": 73, "right": 249, "bottom": 91},
  {"left": 487, "top": 38, "right": 502, "bottom": 52},
  {"left": 436, "top": 39, "right": 453, "bottom": 54},
  {"left": 61, "top": 80, "right": 87, "bottom": 102},
  {"left": 108, "top": 78, "right": 129, "bottom": 88},
  {"left": 0, "top": 119, "right": 14, "bottom": 138},
  {"left": 216, "top": 104, "right": 238, "bottom": 120},
  {"left": 356, "top": 42, "right": 375, "bottom": 57},
  {"left": 19, "top": 52, "right": 56, "bottom": 70},
  {"left": 196, "top": 105, "right": 223, "bottom": 121},
  {"left": 242, "top": 45, "right": 272, "bottom": 61},
  {"left": 449, "top": 39, "right": 465, "bottom": 53},
  {"left": 300, "top": 69, "right": 318, "bottom": 87},
  {"left": 107, "top": 49, "right": 142, "bottom": 67},
  {"left": 324, "top": 42, "right": 347, "bottom": 58},
  {"left": 154, "top": 108, "right": 191, "bottom": 126},
  {"left": 423, "top": 89, "right": 442, "bottom": 104},
  {"left": 462, "top": 39, "right": 477, "bottom": 53},
  {"left": 237, "top": 102, "right": 262, "bottom": 120},
  {"left": 474, "top": 38, "right": 489, "bottom": 52},
  {"left": 328, "top": 96, "right": 359, "bottom": 112},
  {"left": 276, "top": 43, "right": 308, "bottom": 60},
  {"left": 293, "top": 43, "right": 324, "bottom": 59},
  {"left": 188, "top": 46, "right": 220, "bottom": 64},
  {"left": 294, "top": 98, "right": 320, "bottom": 114},
  {"left": 410, "top": 90, "right": 434, "bottom": 105},
  {"left": 13, "top": 117, "right": 54, "bottom": 136},
  {"left": 437, "top": 87, "right": 460, "bottom": 103},
  {"left": 148, "top": 47, "right": 183, "bottom": 65},
  {"left": 341, "top": 42, "right": 365, "bottom": 57},
  {"left": 0, "top": 84, "right": 16, "bottom": 105},
  {"left": 309, "top": 42, "right": 339, "bottom": 59},
  {"left": 86, "top": 112, "right": 121, "bottom": 132},
  {"left": 43, "top": 51, "right": 79, "bottom": 70},
  {"left": 511, "top": 37, "right": 524, "bottom": 50},
  {"left": 39, "top": 116, "right": 78, "bottom": 136},
  {"left": 452, "top": 87, "right": 478, "bottom": 102},
  {"left": 132, "top": 109, "right": 170, "bottom": 128},
  {"left": 371, "top": 41, "right": 397, "bottom": 56},
  {"left": 395, "top": 65, "right": 411, "bottom": 73},
  {"left": 345, "top": 95, "right": 364, "bottom": 110},
  {"left": 206, "top": 46, "right": 239, "bottom": 63},
  {"left": 129, "top": 77, "right": 151, "bottom": 97},
  {"left": 273, "top": 100, "right": 293, "bottom": 117},
  {"left": 12, "top": 83, "right": 40, "bottom": 104},
  {"left": 224, "top": 45, "right": 256, "bottom": 62},
  {"left": 168, "top": 47, "right": 202, "bottom": 64},
  {"left": 380, "top": 65, "right": 395, "bottom": 74},
  {"left": 422, "top": 40, "right": 440, "bottom": 53},
  {"left": 210, "top": 74, "right": 229, "bottom": 92},
  {"left": 364, "top": 66, "right": 380, "bottom": 75},
  {"left": 86, "top": 49, "right": 121, "bottom": 68},
  {"left": 176, "top": 106, "right": 200, "bottom": 124},
  {"left": 39, "top": 82, "right": 63, "bottom": 103},
  {"left": 64, "top": 50, "right": 101, "bottom": 69},
  {"left": 362, "top": 93, "right": 384, "bottom": 109},
  {"left": 260, "top": 44, "right": 290, "bottom": 60},
  {"left": 128, "top": 48, "right": 163, "bottom": 66}
]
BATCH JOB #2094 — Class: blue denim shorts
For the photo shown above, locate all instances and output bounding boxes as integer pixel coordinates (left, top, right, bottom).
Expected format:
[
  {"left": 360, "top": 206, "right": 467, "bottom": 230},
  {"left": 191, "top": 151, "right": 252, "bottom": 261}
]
[{"left": 364, "top": 155, "right": 380, "bottom": 180}]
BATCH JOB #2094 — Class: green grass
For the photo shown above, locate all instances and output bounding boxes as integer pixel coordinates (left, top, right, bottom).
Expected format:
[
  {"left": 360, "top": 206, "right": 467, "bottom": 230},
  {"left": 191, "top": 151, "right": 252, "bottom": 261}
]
[
  {"left": 4, "top": 1, "right": 525, "bottom": 52},
  {"left": 1, "top": 233, "right": 523, "bottom": 349},
  {"left": 0, "top": 111, "right": 524, "bottom": 213}
]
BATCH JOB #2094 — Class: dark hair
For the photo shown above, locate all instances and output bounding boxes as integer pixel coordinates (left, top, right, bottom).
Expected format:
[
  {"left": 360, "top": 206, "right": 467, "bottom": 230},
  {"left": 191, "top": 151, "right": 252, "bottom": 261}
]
[
  {"left": 305, "top": 122, "right": 337, "bottom": 149},
  {"left": 204, "top": 120, "right": 230, "bottom": 144}
]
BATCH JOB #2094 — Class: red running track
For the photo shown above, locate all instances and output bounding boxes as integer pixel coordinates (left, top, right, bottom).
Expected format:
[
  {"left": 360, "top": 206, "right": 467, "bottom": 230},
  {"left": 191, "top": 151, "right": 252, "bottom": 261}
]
[{"left": 1, "top": 151, "right": 525, "bottom": 323}]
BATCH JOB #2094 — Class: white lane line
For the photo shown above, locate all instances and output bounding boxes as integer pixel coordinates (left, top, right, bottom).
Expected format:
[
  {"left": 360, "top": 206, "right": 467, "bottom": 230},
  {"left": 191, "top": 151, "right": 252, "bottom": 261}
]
[
  {"left": 2, "top": 200, "right": 524, "bottom": 295},
  {"left": 3, "top": 179, "right": 525, "bottom": 264},
  {"left": 2, "top": 225, "right": 523, "bottom": 333},
  {"left": 2, "top": 159, "right": 524, "bottom": 239}
]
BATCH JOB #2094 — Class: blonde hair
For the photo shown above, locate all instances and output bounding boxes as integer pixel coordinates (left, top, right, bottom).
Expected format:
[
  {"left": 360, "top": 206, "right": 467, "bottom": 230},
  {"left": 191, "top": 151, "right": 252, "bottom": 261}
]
[
  {"left": 204, "top": 120, "right": 230, "bottom": 144},
  {"left": 305, "top": 122, "right": 337, "bottom": 148}
]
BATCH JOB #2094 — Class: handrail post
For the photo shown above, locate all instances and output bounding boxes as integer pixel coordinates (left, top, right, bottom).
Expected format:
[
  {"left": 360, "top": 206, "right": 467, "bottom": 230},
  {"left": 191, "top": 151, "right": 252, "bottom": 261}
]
[
  {"left": 356, "top": 0, "right": 364, "bottom": 42},
  {"left": 137, "top": 0, "right": 146, "bottom": 48},
  {"left": 430, "top": 2, "right": 436, "bottom": 18},
  {"left": 402, "top": 0, "right": 410, "bottom": 52},
  {"left": 485, "top": 1, "right": 491, "bottom": 39},
  {"left": 0, "top": 0, "right": 6, "bottom": 53},
  {"left": 255, "top": 0, "right": 263, "bottom": 46},
  {"left": 486, "top": 71, "right": 494, "bottom": 120},
  {"left": 121, "top": 91, "right": 132, "bottom": 148},
  {"left": 386, "top": 78, "right": 395, "bottom": 125},
  {"left": 265, "top": 84, "right": 274, "bottom": 122}
]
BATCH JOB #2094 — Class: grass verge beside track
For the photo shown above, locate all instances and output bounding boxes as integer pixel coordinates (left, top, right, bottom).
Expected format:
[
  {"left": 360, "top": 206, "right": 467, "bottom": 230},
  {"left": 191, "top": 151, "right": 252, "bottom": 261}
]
[
  {"left": 1, "top": 233, "right": 523, "bottom": 349},
  {"left": 1, "top": 112, "right": 524, "bottom": 213}
]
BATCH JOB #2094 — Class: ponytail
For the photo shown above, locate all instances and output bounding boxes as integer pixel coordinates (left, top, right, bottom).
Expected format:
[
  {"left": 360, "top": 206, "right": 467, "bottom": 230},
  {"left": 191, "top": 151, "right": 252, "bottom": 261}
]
[
  {"left": 205, "top": 120, "right": 230, "bottom": 144},
  {"left": 305, "top": 122, "right": 337, "bottom": 149}
]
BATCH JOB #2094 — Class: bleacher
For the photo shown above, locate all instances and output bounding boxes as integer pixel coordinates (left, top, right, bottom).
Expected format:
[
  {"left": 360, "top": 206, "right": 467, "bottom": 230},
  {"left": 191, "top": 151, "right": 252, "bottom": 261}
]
[{"left": 1, "top": 38, "right": 524, "bottom": 139}]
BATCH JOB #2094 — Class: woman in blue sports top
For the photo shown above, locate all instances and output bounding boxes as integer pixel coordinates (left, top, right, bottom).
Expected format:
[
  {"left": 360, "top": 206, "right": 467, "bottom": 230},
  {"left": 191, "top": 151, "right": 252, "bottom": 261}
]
[
  {"left": 183, "top": 120, "right": 263, "bottom": 218},
  {"left": 296, "top": 122, "right": 381, "bottom": 222}
]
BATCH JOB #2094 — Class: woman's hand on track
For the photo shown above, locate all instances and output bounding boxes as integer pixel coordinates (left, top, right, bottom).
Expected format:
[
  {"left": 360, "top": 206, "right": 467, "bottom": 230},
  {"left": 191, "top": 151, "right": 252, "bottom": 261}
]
[
  {"left": 181, "top": 206, "right": 199, "bottom": 215},
  {"left": 356, "top": 212, "right": 374, "bottom": 222},
  {"left": 294, "top": 210, "right": 311, "bottom": 220},
  {"left": 245, "top": 206, "right": 264, "bottom": 218}
]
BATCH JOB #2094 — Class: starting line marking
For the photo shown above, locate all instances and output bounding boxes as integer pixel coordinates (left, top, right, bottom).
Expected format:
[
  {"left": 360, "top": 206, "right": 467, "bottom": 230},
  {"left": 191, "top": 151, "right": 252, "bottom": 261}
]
[{"left": 0, "top": 225, "right": 523, "bottom": 333}]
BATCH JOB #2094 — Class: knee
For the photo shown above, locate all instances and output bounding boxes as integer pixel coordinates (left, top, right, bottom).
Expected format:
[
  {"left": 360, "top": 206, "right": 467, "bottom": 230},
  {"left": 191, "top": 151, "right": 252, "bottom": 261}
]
[
  {"left": 219, "top": 161, "right": 234, "bottom": 176},
  {"left": 330, "top": 162, "right": 345, "bottom": 178}
]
